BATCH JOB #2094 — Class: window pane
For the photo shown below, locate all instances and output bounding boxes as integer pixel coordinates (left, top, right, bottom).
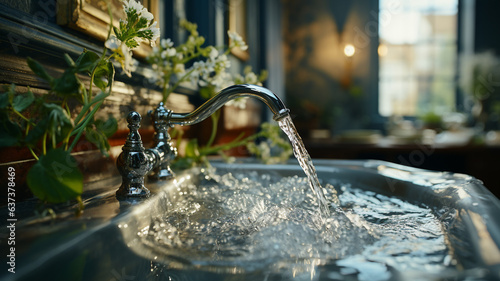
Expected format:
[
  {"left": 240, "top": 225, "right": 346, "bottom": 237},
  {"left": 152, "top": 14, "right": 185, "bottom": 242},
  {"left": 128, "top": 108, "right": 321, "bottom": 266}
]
[{"left": 379, "top": 0, "right": 458, "bottom": 116}]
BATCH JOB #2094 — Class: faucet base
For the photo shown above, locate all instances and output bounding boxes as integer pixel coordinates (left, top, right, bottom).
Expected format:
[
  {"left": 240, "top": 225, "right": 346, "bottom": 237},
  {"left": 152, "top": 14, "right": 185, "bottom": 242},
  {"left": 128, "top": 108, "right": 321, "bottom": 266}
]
[
  {"left": 148, "top": 166, "right": 175, "bottom": 181},
  {"left": 116, "top": 183, "right": 151, "bottom": 198}
]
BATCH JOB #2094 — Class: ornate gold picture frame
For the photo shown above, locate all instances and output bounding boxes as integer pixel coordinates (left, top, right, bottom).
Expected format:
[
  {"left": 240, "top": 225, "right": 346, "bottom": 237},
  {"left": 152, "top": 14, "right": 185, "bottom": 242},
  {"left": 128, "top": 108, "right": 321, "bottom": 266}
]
[
  {"left": 57, "top": 0, "right": 159, "bottom": 58},
  {"left": 228, "top": 0, "right": 249, "bottom": 61}
]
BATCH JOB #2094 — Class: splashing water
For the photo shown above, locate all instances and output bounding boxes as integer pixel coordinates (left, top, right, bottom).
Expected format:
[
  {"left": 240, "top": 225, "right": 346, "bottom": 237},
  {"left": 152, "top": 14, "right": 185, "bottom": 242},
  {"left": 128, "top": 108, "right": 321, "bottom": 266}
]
[
  {"left": 278, "top": 115, "right": 330, "bottom": 216},
  {"left": 134, "top": 169, "right": 452, "bottom": 279}
]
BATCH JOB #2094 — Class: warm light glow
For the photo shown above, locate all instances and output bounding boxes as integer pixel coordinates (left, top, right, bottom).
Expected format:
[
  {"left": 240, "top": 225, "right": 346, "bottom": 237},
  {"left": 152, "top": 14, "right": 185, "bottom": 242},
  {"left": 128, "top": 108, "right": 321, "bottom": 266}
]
[
  {"left": 378, "top": 44, "right": 388, "bottom": 57},
  {"left": 344, "top": 44, "right": 355, "bottom": 57}
]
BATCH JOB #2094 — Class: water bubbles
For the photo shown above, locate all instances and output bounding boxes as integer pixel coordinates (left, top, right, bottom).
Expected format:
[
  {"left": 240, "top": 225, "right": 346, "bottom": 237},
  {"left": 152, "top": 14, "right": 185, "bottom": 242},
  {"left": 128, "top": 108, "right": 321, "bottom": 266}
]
[{"left": 132, "top": 168, "right": 450, "bottom": 278}]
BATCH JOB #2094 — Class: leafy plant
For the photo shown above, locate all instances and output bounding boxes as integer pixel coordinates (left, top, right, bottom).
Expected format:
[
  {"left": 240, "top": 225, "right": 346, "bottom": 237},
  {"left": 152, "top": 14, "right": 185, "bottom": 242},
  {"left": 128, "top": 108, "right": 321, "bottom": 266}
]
[
  {"left": 146, "top": 20, "right": 289, "bottom": 167},
  {"left": 0, "top": 0, "right": 159, "bottom": 209}
]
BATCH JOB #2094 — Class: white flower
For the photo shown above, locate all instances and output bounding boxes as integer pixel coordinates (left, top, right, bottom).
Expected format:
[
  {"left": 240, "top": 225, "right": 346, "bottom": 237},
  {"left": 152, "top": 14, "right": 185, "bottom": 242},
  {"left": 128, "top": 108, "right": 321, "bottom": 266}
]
[
  {"left": 173, "top": 63, "right": 185, "bottom": 74},
  {"left": 215, "top": 54, "right": 230, "bottom": 69},
  {"left": 198, "top": 79, "right": 208, "bottom": 87},
  {"left": 192, "top": 61, "right": 205, "bottom": 72},
  {"left": 146, "top": 21, "right": 160, "bottom": 46},
  {"left": 143, "top": 67, "right": 162, "bottom": 83},
  {"left": 244, "top": 72, "right": 258, "bottom": 84},
  {"left": 208, "top": 46, "right": 219, "bottom": 59},
  {"left": 188, "top": 71, "right": 200, "bottom": 86},
  {"left": 122, "top": 0, "right": 144, "bottom": 14},
  {"left": 131, "top": 37, "right": 145, "bottom": 48},
  {"left": 121, "top": 44, "right": 137, "bottom": 77},
  {"left": 161, "top": 38, "right": 174, "bottom": 48},
  {"left": 140, "top": 9, "right": 154, "bottom": 21},
  {"left": 105, "top": 34, "right": 121, "bottom": 50},
  {"left": 226, "top": 97, "right": 248, "bottom": 109},
  {"left": 211, "top": 72, "right": 232, "bottom": 91},
  {"left": 228, "top": 31, "right": 248, "bottom": 51},
  {"left": 166, "top": 48, "right": 176, "bottom": 57}
]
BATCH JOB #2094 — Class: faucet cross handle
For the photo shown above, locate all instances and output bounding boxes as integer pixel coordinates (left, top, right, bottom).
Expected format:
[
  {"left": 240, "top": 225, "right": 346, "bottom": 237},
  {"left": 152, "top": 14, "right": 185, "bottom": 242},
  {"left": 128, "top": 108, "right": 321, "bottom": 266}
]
[
  {"left": 148, "top": 102, "right": 177, "bottom": 180},
  {"left": 149, "top": 102, "right": 172, "bottom": 132}
]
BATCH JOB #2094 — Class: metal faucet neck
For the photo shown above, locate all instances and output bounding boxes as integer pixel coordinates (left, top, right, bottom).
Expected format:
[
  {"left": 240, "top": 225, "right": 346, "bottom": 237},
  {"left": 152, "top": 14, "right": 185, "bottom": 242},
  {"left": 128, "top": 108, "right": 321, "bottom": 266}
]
[{"left": 167, "top": 84, "right": 290, "bottom": 126}]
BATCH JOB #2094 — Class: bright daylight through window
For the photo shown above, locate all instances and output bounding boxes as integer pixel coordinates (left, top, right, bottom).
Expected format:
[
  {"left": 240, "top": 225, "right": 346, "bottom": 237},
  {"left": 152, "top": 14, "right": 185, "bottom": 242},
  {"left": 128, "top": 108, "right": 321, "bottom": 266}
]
[{"left": 378, "top": 0, "right": 458, "bottom": 117}]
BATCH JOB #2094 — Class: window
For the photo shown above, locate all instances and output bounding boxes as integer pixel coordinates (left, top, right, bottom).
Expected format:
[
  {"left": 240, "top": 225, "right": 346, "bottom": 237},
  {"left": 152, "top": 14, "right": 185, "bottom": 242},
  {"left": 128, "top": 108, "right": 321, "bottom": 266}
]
[{"left": 378, "top": 0, "right": 458, "bottom": 117}]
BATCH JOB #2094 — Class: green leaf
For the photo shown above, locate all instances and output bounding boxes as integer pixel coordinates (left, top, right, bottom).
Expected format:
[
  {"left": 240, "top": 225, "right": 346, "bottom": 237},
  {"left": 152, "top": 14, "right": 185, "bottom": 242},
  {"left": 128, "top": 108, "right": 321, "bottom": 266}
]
[
  {"left": 171, "top": 157, "right": 195, "bottom": 170},
  {"left": 25, "top": 118, "right": 49, "bottom": 145},
  {"left": 84, "top": 115, "right": 117, "bottom": 156},
  {"left": 0, "top": 112, "right": 22, "bottom": 147},
  {"left": 27, "top": 57, "right": 54, "bottom": 83},
  {"left": 136, "top": 29, "right": 153, "bottom": 40},
  {"left": 0, "top": 86, "right": 13, "bottom": 109},
  {"left": 112, "top": 26, "right": 121, "bottom": 40},
  {"left": 12, "top": 88, "right": 35, "bottom": 112},
  {"left": 136, "top": 17, "right": 149, "bottom": 30},
  {"left": 125, "top": 39, "right": 139, "bottom": 50},
  {"left": 95, "top": 115, "right": 117, "bottom": 137},
  {"left": 84, "top": 126, "right": 110, "bottom": 156},
  {"left": 51, "top": 69, "right": 80, "bottom": 96},
  {"left": 75, "top": 50, "right": 100, "bottom": 73},
  {"left": 63, "top": 53, "right": 76, "bottom": 68},
  {"left": 43, "top": 104, "right": 73, "bottom": 143},
  {"left": 27, "top": 148, "right": 83, "bottom": 203},
  {"left": 199, "top": 85, "right": 216, "bottom": 100},
  {"left": 0, "top": 93, "right": 9, "bottom": 109},
  {"left": 93, "top": 61, "right": 115, "bottom": 91}
]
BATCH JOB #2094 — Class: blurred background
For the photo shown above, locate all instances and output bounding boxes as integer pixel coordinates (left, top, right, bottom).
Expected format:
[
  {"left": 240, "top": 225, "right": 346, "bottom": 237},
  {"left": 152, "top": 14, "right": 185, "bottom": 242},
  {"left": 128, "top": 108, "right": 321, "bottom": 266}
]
[
  {"left": 1, "top": 0, "right": 500, "bottom": 195},
  {"left": 176, "top": 0, "right": 500, "bottom": 194},
  {"left": 234, "top": 0, "right": 500, "bottom": 194}
]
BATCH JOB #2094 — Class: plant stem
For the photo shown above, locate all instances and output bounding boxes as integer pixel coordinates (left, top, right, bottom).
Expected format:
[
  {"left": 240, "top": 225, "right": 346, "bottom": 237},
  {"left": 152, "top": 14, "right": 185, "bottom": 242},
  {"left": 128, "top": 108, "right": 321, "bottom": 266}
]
[
  {"left": 200, "top": 131, "right": 262, "bottom": 156},
  {"left": 88, "top": 71, "right": 95, "bottom": 105},
  {"left": 105, "top": 1, "right": 113, "bottom": 42},
  {"left": 42, "top": 132, "right": 47, "bottom": 155},
  {"left": 28, "top": 147, "right": 39, "bottom": 161},
  {"left": 73, "top": 92, "right": 108, "bottom": 130},
  {"left": 12, "top": 109, "right": 33, "bottom": 125},
  {"left": 206, "top": 110, "right": 220, "bottom": 148},
  {"left": 24, "top": 123, "right": 39, "bottom": 160},
  {"left": 162, "top": 83, "right": 171, "bottom": 104},
  {"left": 163, "top": 68, "right": 196, "bottom": 103},
  {"left": 68, "top": 100, "right": 104, "bottom": 152}
]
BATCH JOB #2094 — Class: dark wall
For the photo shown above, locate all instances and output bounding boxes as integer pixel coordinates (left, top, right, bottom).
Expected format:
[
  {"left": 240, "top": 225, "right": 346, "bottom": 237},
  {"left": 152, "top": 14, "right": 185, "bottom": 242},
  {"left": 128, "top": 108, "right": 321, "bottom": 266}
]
[
  {"left": 282, "top": 0, "right": 379, "bottom": 139},
  {"left": 474, "top": 0, "right": 500, "bottom": 54}
]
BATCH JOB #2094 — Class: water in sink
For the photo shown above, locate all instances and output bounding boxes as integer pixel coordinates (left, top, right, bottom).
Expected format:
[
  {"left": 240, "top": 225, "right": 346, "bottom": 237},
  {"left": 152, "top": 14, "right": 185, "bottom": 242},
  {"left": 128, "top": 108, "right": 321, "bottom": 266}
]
[
  {"left": 136, "top": 168, "right": 452, "bottom": 280},
  {"left": 129, "top": 115, "right": 454, "bottom": 280}
]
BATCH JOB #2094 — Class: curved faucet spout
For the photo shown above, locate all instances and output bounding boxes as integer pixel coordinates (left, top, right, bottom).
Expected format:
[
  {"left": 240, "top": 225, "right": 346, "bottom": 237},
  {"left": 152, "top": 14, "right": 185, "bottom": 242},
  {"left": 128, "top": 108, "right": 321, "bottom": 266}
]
[
  {"left": 117, "top": 84, "right": 290, "bottom": 197},
  {"left": 167, "top": 84, "right": 290, "bottom": 126}
]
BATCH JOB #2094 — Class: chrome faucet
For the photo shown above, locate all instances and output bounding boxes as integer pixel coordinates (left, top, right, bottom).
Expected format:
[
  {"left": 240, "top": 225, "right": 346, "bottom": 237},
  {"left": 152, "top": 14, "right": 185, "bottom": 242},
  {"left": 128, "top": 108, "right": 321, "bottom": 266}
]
[{"left": 116, "top": 84, "right": 290, "bottom": 197}]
